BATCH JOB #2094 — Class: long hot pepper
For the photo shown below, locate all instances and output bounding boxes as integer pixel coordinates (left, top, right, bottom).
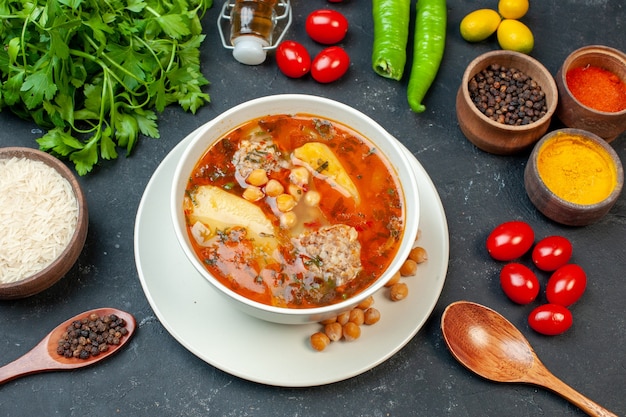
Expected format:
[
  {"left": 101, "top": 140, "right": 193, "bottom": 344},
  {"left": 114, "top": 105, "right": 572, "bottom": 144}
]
[
  {"left": 407, "top": 0, "right": 447, "bottom": 113},
  {"left": 371, "top": 0, "right": 411, "bottom": 80}
]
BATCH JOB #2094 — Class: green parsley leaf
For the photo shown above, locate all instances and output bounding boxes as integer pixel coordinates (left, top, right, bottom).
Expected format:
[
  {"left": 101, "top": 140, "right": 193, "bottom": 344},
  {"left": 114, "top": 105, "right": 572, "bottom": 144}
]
[
  {"left": 0, "top": 0, "right": 213, "bottom": 174},
  {"left": 21, "top": 69, "right": 58, "bottom": 109}
]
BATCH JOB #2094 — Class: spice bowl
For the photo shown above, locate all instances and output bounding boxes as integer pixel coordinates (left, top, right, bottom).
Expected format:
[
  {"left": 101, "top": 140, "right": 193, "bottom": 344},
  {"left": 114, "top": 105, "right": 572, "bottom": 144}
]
[
  {"left": 555, "top": 45, "right": 626, "bottom": 142},
  {"left": 524, "top": 129, "right": 624, "bottom": 226},
  {"left": 0, "top": 147, "right": 88, "bottom": 300},
  {"left": 456, "top": 50, "right": 559, "bottom": 155}
]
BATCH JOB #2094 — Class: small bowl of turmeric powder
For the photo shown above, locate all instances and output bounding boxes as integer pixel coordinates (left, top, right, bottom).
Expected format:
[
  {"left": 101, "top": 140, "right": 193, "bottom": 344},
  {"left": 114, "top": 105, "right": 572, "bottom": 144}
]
[
  {"left": 556, "top": 45, "right": 626, "bottom": 142},
  {"left": 524, "top": 129, "right": 624, "bottom": 226}
]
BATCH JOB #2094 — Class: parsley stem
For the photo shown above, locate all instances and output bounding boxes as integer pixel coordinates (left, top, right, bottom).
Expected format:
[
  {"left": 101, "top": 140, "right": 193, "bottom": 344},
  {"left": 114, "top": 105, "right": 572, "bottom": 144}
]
[
  {"left": 144, "top": 6, "right": 161, "bottom": 18},
  {"left": 80, "top": 35, "right": 147, "bottom": 89},
  {"left": 132, "top": 36, "right": 170, "bottom": 74},
  {"left": 68, "top": 46, "right": 151, "bottom": 109}
]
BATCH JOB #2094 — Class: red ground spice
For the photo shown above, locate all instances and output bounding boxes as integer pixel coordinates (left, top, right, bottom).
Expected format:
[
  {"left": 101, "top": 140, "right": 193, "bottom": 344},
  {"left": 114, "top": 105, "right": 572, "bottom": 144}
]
[{"left": 566, "top": 65, "right": 626, "bottom": 112}]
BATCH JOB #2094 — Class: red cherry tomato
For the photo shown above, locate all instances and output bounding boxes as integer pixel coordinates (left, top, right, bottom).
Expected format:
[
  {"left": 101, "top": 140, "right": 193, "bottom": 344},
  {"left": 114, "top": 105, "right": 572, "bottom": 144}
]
[
  {"left": 275, "top": 41, "right": 311, "bottom": 78},
  {"left": 311, "top": 46, "right": 350, "bottom": 83},
  {"left": 532, "top": 236, "right": 573, "bottom": 271},
  {"left": 528, "top": 304, "right": 573, "bottom": 335},
  {"left": 546, "top": 264, "right": 587, "bottom": 306},
  {"left": 305, "top": 9, "right": 349, "bottom": 44},
  {"left": 499, "top": 263, "right": 540, "bottom": 304},
  {"left": 486, "top": 221, "right": 534, "bottom": 261}
]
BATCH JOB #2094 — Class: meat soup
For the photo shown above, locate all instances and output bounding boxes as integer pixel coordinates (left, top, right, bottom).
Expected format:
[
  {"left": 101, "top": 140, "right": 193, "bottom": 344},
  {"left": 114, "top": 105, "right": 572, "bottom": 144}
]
[{"left": 183, "top": 114, "right": 405, "bottom": 308}]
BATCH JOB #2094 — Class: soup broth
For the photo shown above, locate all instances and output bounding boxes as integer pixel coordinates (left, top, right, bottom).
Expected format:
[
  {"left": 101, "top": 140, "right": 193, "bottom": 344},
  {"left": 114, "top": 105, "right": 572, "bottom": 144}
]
[{"left": 183, "top": 114, "right": 405, "bottom": 308}]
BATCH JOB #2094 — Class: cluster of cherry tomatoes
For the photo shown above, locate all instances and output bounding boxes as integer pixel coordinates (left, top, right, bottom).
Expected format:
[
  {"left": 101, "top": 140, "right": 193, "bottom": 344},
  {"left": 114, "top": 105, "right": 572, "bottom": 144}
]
[
  {"left": 486, "top": 220, "right": 587, "bottom": 336},
  {"left": 276, "top": 5, "right": 350, "bottom": 83}
]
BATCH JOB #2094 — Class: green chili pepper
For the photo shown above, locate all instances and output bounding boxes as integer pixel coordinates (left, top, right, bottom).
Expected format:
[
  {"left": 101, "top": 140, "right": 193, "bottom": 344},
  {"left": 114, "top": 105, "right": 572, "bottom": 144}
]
[
  {"left": 407, "top": 0, "right": 447, "bottom": 113},
  {"left": 371, "top": 0, "right": 411, "bottom": 81}
]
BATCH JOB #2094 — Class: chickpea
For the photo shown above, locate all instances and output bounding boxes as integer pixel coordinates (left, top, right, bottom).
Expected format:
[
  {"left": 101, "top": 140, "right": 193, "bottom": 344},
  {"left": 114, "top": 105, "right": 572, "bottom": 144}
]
[
  {"left": 289, "top": 166, "right": 310, "bottom": 186},
  {"left": 336, "top": 311, "right": 350, "bottom": 326},
  {"left": 357, "top": 295, "right": 374, "bottom": 310},
  {"left": 276, "top": 193, "right": 297, "bottom": 212},
  {"left": 400, "top": 259, "right": 418, "bottom": 277},
  {"left": 385, "top": 270, "right": 401, "bottom": 287},
  {"left": 279, "top": 212, "right": 297, "bottom": 229},
  {"left": 324, "top": 322, "right": 343, "bottom": 342},
  {"left": 303, "top": 190, "right": 321, "bottom": 207},
  {"left": 242, "top": 186, "right": 264, "bottom": 202},
  {"left": 364, "top": 307, "right": 381, "bottom": 325},
  {"left": 288, "top": 184, "right": 304, "bottom": 201},
  {"left": 319, "top": 316, "right": 337, "bottom": 325},
  {"left": 390, "top": 282, "right": 409, "bottom": 301},
  {"left": 408, "top": 246, "right": 428, "bottom": 264},
  {"left": 342, "top": 322, "right": 361, "bottom": 341},
  {"left": 246, "top": 169, "right": 269, "bottom": 187},
  {"left": 265, "top": 179, "right": 284, "bottom": 197},
  {"left": 310, "top": 332, "right": 330, "bottom": 351},
  {"left": 349, "top": 308, "right": 365, "bottom": 326}
]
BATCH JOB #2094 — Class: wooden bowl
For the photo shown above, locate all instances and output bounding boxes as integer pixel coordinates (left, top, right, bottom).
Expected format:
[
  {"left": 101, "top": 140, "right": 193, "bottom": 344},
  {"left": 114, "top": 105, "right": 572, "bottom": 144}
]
[
  {"left": 0, "top": 147, "right": 88, "bottom": 299},
  {"left": 524, "top": 129, "right": 624, "bottom": 226},
  {"left": 555, "top": 45, "right": 626, "bottom": 142},
  {"left": 456, "top": 50, "right": 559, "bottom": 155}
]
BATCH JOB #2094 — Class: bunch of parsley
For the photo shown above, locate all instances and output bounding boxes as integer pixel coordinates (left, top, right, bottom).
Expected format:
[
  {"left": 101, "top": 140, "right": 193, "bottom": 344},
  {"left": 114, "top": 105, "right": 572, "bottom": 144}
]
[{"left": 0, "top": 0, "right": 212, "bottom": 175}]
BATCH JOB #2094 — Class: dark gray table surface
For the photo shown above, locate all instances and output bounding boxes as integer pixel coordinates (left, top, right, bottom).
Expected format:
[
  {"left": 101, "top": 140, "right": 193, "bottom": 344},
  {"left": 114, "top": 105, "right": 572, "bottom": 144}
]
[{"left": 1, "top": 1, "right": 625, "bottom": 416}]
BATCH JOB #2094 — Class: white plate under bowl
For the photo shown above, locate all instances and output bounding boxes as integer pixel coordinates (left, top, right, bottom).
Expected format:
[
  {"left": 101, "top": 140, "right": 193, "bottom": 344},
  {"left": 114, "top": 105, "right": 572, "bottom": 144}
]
[{"left": 134, "top": 130, "right": 449, "bottom": 387}]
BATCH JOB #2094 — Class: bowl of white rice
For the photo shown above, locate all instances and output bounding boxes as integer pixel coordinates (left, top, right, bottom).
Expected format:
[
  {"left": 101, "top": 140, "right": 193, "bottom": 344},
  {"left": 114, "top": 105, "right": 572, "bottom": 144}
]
[{"left": 0, "top": 147, "right": 88, "bottom": 299}]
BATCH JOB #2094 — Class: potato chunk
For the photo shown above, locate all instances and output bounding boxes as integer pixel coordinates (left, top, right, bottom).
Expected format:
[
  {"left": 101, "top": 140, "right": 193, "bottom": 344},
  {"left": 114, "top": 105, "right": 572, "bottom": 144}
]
[
  {"left": 189, "top": 185, "right": 274, "bottom": 236},
  {"left": 292, "top": 142, "right": 360, "bottom": 205}
]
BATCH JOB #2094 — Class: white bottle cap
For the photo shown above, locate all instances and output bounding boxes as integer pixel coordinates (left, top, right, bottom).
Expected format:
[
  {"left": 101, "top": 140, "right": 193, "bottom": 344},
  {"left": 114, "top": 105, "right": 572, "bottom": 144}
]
[{"left": 232, "top": 36, "right": 269, "bottom": 65}]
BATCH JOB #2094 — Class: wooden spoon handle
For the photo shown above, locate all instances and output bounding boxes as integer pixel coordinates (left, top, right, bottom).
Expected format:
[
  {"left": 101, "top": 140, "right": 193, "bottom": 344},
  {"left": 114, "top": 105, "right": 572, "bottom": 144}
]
[
  {"left": 532, "top": 367, "right": 618, "bottom": 417},
  {"left": 0, "top": 337, "right": 58, "bottom": 385},
  {"left": 0, "top": 356, "right": 36, "bottom": 385}
]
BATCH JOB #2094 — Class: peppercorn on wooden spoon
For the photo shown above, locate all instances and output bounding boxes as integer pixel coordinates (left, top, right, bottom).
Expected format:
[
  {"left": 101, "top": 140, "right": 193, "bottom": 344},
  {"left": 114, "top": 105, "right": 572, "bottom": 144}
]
[
  {"left": 0, "top": 308, "right": 136, "bottom": 385},
  {"left": 441, "top": 301, "right": 618, "bottom": 417}
]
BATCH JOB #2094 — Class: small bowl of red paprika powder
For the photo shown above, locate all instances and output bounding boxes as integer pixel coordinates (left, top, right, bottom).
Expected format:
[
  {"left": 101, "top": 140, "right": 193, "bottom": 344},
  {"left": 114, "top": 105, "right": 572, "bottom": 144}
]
[{"left": 556, "top": 45, "right": 626, "bottom": 142}]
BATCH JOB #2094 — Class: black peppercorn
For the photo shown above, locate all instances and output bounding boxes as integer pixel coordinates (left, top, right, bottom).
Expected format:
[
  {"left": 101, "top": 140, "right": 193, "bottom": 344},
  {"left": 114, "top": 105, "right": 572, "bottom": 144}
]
[
  {"left": 56, "top": 313, "right": 129, "bottom": 360},
  {"left": 469, "top": 64, "right": 547, "bottom": 126}
]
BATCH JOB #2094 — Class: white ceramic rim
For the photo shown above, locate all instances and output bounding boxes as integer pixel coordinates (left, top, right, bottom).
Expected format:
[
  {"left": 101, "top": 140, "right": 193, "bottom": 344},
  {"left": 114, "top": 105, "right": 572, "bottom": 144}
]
[
  {"left": 135, "top": 131, "right": 448, "bottom": 386},
  {"left": 170, "top": 94, "right": 420, "bottom": 322}
]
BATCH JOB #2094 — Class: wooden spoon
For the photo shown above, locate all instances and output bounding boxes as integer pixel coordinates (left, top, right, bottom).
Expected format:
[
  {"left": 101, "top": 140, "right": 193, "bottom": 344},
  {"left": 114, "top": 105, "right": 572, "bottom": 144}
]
[
  {"left": 0, "top": 308, "right": 136, "bottom": 385},
  {"left": 441, "top": 301, "right": 617, "bottom": 417}
]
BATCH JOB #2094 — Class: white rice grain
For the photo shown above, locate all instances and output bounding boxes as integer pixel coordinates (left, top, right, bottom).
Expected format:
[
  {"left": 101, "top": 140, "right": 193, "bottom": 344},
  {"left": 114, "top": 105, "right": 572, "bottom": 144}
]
[{"left": 0, "top": 157, "right": 79, "bottom": 283}]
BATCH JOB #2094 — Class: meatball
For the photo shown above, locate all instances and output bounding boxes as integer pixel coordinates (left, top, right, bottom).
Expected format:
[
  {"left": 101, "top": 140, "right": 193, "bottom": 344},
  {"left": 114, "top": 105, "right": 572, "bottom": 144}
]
[
  {"left": 294, "top": 224, "right": 362, "bottom": 287},
  {"left": 232, "top": 135, "right": 288, "bottom": 179}
]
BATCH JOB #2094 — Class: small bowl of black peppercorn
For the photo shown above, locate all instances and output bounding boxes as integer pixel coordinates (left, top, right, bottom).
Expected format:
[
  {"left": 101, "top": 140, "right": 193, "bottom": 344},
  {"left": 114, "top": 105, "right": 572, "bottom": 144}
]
[{"left": 456, "top": 50, "right": 559, "bottom": 155}]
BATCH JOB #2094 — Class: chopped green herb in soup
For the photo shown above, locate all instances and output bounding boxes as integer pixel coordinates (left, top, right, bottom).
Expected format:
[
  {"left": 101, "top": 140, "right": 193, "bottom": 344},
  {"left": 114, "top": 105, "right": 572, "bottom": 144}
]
[{"left": 183, "top": 114, "right": 405, "bottom": 308}]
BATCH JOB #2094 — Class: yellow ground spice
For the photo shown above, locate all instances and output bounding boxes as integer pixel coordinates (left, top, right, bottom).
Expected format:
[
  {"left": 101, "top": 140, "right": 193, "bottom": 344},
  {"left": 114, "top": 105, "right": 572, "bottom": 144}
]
[{"left": 537, "top": 133, "right": 617, "bottom": 205}]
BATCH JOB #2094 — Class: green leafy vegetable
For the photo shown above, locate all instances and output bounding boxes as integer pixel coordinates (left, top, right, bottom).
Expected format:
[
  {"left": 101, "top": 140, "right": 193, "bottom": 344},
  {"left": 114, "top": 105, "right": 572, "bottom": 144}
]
[{"left": 0, "top": 0, "right": 213, "bottom": 175}]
